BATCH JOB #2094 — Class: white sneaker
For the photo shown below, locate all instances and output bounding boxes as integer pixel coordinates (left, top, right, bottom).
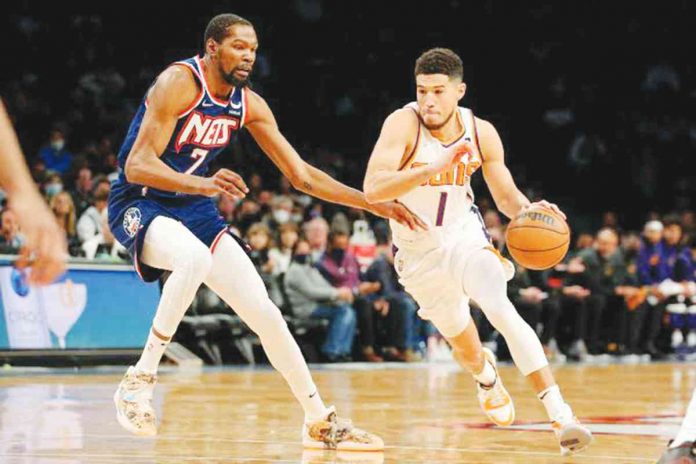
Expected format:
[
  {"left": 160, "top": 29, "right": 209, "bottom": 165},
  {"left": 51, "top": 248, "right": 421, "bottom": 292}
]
[
  {"left": 113, "top": 366, "right": 157, "bottom": 436},
  {"left": 476, "top": 348, "right": 515, "bottom": 427},
  {"left": 551, "top": 405, "right": 593, "bottom": 456},
  {"left": 303, "top": 406, "right": 384, "bottom": 451}
]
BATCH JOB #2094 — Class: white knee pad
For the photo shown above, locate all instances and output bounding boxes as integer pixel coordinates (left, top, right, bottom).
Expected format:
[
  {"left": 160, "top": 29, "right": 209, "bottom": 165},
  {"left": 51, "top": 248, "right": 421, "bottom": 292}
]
[
  {"left": 425, "top": 300, "right": 471, "bottom": 338},
  {"left": 172, "top": 242, "right": 213, "bottom": 279},
  {"left": 463, "top": 248, "right": 548, "bottom": 376}
]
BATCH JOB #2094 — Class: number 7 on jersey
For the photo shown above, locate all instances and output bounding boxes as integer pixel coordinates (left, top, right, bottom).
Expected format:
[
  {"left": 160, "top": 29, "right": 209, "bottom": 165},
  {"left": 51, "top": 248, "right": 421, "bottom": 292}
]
[{"left": 185, "top": 148, "right": 209, "bottom": 175}]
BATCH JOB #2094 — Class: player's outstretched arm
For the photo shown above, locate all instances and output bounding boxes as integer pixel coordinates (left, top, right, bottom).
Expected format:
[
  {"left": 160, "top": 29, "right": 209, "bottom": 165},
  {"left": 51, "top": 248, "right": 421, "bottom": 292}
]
[
  {"left": 124, "top": 67, "right": 247, "bottom": 199},
  {"left": 0, "top": 100, "right": 66, "bottom": 285},
  {"left": 363, "top": 109, "right": 468, "bottom": 204},
  {"left": 478, "top": 118, "right": 564, "bottom": 219},
  {"left": 245, "top": 91, "right": 426, "bottom": 230}
]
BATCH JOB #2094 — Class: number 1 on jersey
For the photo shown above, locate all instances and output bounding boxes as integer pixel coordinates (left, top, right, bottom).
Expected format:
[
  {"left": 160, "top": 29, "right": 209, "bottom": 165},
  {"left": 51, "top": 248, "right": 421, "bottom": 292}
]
[
  {"left": 185, "top": 148, "right": 209, "bottom": 175},
  {"left": 435, "top": 192, "right": 448, "bottom": 226}
]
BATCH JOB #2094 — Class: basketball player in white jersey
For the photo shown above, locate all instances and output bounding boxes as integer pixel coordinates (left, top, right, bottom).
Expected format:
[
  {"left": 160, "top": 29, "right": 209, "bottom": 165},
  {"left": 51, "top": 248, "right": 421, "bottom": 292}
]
[{"left": 363, "top": 48, "right": 592, "bottom": 455}]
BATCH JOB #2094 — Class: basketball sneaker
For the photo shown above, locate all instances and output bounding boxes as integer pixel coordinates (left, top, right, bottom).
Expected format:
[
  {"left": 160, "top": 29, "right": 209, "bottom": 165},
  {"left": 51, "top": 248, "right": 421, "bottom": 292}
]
[
  {"left": 476, "top": 347, "right": 515, "bottom": 427},
  {"left": 656, "top": 441, "right": 696, "bottom": 464},
  {"left": 551, "top": 405, "right": 593, "bottom": 456},
  {"left": 303, "top": 406, "right": 384, "bottom": 451},
  {"left": 113, "top": 366, "right": 157, "bottom": 436}
]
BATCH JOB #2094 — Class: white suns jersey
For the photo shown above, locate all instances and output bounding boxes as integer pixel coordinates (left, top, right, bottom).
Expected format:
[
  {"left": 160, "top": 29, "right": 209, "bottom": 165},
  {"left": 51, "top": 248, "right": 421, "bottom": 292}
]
[{"left": 390, "top": 103, "right": 483, "bottom": 249}]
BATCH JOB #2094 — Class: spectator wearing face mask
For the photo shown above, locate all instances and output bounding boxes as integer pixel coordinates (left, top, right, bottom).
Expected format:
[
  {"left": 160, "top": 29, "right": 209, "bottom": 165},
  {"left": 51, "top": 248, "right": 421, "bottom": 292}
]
[
  {"left": 38, "top": 128, "right": 73, "bottom": 175},
  {"left": 43, "top": 173, "right": 64, "bottom": 200},
  {"left": 284, "top": 239, "right": 357, "bottom": 362},
  {"left": 246, "top": 222, "right": 284, "bottom": 307},
  {"left": 266, "top": 195, "right": 294, "bottom": 232},
  {"left": 317, "top": 226, "right": 384, "bottom": 362}
]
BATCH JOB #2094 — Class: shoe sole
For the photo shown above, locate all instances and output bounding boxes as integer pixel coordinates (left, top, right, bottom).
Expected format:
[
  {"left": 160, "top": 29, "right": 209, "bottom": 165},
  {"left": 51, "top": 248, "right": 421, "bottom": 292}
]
[
  {"left": 302, "top": 439, "right": 384, "bottom": 452},
  {"left": 113, "top": 389, "right": 157, "bottom": 437},
  {"left": 559, "top": 423, "right": 592, "bottom": 456},
  {"left": 481, "top": 348, "right": 516, "bottom": 427}
]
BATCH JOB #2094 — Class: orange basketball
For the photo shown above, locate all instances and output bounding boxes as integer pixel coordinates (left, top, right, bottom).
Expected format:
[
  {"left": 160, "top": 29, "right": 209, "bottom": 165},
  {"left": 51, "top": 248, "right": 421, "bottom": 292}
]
[{"left": 505, "top": 206, "right": 570, "bottom": 270}]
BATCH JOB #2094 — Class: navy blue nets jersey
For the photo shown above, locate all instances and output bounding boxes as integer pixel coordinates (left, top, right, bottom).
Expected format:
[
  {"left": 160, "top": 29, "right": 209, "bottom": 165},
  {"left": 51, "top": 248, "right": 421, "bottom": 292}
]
[{"left": 113, "top": 55, "right": 247, "bottom": 200}]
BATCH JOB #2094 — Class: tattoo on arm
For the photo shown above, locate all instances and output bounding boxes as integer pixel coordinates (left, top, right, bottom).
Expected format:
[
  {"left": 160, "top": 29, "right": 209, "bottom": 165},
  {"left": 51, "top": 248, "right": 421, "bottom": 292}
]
[{"left": 303, "top": 181, "right": 313, "bottom": 191}]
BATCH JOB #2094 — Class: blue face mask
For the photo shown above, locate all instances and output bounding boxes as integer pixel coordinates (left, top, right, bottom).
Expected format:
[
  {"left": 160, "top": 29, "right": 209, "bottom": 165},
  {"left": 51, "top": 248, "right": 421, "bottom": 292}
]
[
  {"left": 46, "top": 183, "right": 63, "bottom": 197},
  {"left": 293, "top": 254, "right": 310, "bottom": 265}
]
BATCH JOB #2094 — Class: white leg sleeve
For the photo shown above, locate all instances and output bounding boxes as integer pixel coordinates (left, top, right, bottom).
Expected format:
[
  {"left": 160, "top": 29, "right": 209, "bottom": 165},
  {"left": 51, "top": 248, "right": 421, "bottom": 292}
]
[
  {"left": 462, "top": 248, "right": 548, "bottom": 376},
  {"left": 204, "top": 234, "right": 327, "bottom": 419},
  {"left": 140, "top": 216, "right": 212, "bottom": 337}
]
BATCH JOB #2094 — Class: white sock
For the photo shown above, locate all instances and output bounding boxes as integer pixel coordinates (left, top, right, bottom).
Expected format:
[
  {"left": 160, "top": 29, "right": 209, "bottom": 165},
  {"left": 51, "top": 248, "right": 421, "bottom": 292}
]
[
  {"left": 135, "top": 329, "right": 170, "bottom": 374},
  {"left": 300, "top": 387, "right": 329, "bottom": 423},
  {"left": 538, "top": 385, "right": 570, "bottom": 422},
  {"left": 672, "top": 389, "right": 696, "bottom": 447},
  {"left": 474, "top": 359, "right": 497, "bottom": 387}
]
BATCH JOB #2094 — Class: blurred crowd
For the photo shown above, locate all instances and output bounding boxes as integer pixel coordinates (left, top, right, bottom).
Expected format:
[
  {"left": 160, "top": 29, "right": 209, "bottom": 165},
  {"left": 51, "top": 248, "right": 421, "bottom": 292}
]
[
  {"left": 4, "top": 142, "right": 693, "bottom": 364},
  {"left": 1, "top": 2, "right": 695, "bottom": 363}
]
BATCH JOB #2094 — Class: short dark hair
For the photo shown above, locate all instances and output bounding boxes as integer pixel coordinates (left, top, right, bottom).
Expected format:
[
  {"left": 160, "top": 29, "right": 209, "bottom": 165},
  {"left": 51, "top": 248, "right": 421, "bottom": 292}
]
[
  {"left": 414, "top": 48, "right": 463, "bottom": 80},
  {"left": 204, "top": 14, "right": 253, "bottom": 48},
  {"left": 663, "top": 214, "right": 682, "bottom": 228}
]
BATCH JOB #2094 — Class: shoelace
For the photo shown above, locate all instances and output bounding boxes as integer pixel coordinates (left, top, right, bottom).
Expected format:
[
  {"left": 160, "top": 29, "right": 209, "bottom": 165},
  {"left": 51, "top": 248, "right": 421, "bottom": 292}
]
[
  {"left": 317, "top": 413, "right": 374, "bottom": 448},
  {"left": 123, "top": 371, "right": 156, "bottom": 401},
  {"left": 322, "top": 413, "right": 352, "bottom": 448}
]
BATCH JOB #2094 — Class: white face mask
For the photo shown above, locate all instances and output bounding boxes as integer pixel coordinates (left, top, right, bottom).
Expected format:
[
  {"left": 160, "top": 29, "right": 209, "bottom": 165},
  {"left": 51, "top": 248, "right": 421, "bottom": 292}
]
[
  {"left": 50, "top": 139, "right": 65, "bottom": 151},
  {"left": 46, "top": 183, "right": 63, "bottom": 197},
  {"left": 273, "top": 210, "right": 290, "bottom": 224}
]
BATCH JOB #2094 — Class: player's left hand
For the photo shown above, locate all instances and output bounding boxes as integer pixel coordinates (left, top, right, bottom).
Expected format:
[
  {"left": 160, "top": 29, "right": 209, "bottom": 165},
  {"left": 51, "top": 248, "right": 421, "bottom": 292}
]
[
  {"left": 369, "top": 200, "right": 428, "bottom": 231},
  {"left": 526, "top": 200, "right": 566, "bottom": 220}
]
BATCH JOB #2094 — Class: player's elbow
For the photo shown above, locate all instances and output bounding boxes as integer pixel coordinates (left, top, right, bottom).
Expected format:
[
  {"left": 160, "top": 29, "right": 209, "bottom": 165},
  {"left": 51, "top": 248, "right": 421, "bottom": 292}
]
[
  {"left": 124, "top": 155, "right": 146, "bottom": 184},
  {"left": 363, "top": 184, "right": 380, "bottom": 205},
  {"left": 363, "top": 178, "right": 386, "bottom": 204},
  {"left": 287, "top": 165, "right": 311, "bottom": 192}
]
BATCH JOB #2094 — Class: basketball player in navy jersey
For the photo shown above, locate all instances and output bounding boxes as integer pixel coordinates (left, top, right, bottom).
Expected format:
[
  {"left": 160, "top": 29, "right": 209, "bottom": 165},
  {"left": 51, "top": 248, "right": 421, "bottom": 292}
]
[
  {"left": 0, "top": 100, "right": 66, "bottom": 284},
  {"left": 108, "top": 14, "right": 424, "bottom": 450},
  {"left": 363, "top": 48, "right": 592, "bottom": 455}
]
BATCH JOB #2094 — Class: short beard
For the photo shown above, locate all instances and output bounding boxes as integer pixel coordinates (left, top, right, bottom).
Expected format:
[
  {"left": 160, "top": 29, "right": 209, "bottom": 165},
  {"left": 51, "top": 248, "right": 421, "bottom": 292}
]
[
  {"left": 422, "top": 108, "right": 456, "bottom": 131},
  {"left": 221, "top": 66, "right": 251, "bottom": 88}
]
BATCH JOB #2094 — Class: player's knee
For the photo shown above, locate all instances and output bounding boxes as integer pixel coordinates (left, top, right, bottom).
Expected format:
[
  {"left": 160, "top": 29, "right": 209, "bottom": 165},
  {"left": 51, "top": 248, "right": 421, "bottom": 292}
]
[
  {"left": 175, "top": 242, "right": 213, "bottom": 278},
  {"left": 478, "top": 296, "right": 523, "bottom": 335},
  {"left": 248, "top": 299, "right": 287, "bottom": 334}
]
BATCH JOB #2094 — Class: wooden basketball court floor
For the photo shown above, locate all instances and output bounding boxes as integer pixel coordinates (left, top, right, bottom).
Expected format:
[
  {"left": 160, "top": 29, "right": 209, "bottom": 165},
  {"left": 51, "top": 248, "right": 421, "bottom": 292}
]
[{"left": 0, "top": 360, "right": 693, "bottom": 463}]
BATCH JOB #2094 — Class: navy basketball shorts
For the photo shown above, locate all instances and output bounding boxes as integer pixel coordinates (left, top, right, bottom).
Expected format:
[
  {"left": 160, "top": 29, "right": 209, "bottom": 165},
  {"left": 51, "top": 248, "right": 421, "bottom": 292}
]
[{"left": 108, "top": 193, "right": 231, "bottom": 282}]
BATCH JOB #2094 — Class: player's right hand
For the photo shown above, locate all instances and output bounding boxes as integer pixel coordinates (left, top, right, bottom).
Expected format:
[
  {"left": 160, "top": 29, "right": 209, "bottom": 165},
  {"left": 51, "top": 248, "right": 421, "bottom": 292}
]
[
  {"left": 201, "top": 168, "right": 249, "bottom": 199},
  {"left": 431, "top": 140, "right": 476, "bottom": 174}
]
